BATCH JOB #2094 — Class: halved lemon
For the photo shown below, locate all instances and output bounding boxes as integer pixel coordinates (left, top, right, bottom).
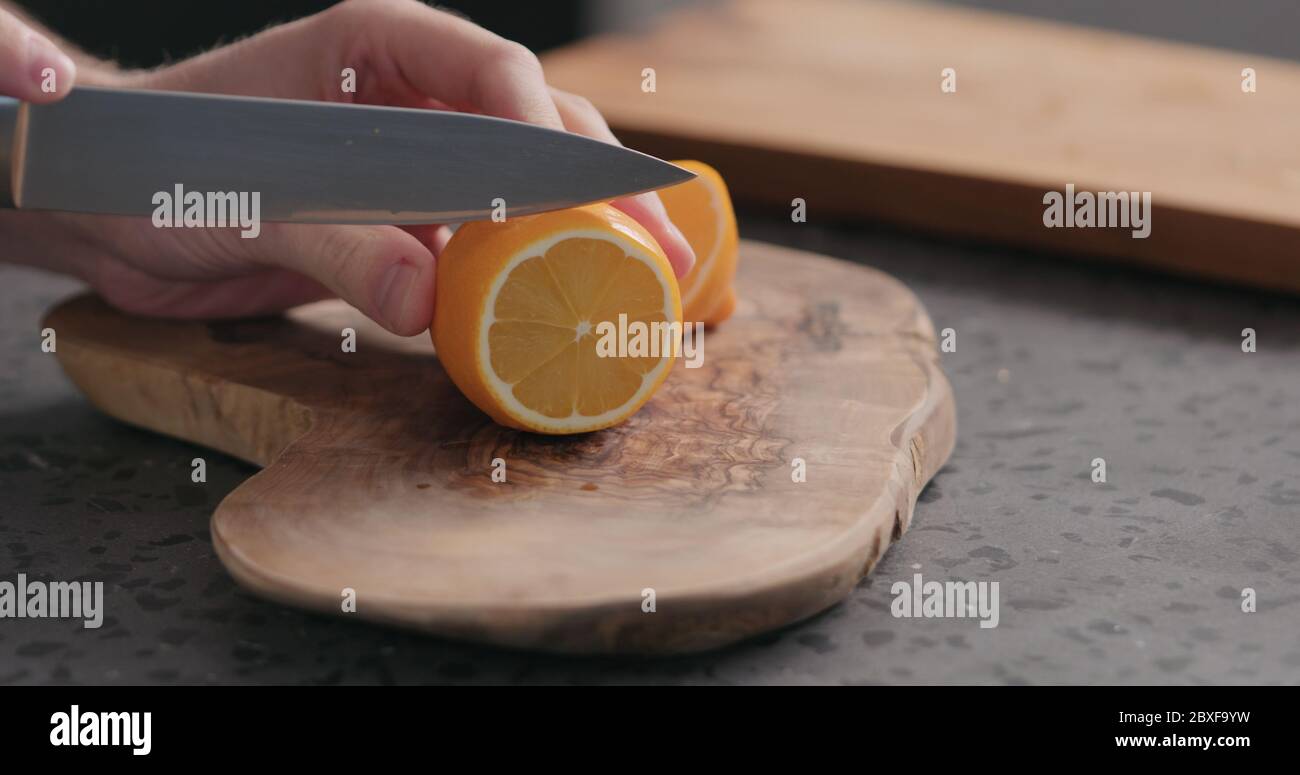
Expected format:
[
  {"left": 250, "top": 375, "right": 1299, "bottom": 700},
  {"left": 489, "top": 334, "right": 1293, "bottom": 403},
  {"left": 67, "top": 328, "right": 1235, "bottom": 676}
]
[
  {"left": 657, "top": 160, "right": 740, "bottom": 326},
  {"left": 431, "top": 203, "right": 682, "bottom": 434}
]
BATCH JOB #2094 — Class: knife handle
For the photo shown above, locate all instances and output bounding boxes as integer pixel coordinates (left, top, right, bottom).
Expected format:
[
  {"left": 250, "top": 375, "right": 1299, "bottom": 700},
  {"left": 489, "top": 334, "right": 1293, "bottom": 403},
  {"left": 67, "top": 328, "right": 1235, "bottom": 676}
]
[{"left": 0, "top": 97, "right": 22, "bottom": 208}]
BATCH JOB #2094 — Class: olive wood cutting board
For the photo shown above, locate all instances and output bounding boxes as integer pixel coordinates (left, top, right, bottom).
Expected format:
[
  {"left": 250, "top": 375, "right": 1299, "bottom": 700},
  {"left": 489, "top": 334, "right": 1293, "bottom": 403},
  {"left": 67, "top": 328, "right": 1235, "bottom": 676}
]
[
  {"left": 46, "top": 240, "right": 955, "bottom": 654},
  {"left": 544, "top": 0, "right": 1300, "bottom": 294}
]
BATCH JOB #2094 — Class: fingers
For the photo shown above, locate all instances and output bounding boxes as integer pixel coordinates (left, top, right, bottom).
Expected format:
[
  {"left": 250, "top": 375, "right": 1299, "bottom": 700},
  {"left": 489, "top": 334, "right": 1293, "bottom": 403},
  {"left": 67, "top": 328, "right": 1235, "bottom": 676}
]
[
  {"left": 609, "top": 194, "right": 694, "bottom": 278},
  {"left": 349, "top": 1, "right": 695, "bottom": 274},
  {"left": 95, "top": 263, "right": 333, "bottom": 320},
  {"left": 77, "top": 216, "right": 434, "bottom": 334},
  {"left": 548, "top": 88, "right": 621, "bottom": 146},
  {"left": 338, "top": 0, "right": 563, "bottom": 127},
  {"left": 402, "top": 223, "right": 455, "bottom": 256},
  {"left": 251, "top": 223, "right": 436, "bottom": 336},
  {"left": 399, "top": 223, "right": 444, "bottom": 251},
  {"left": 549, "top": 88, "right": 695, "bottom": 277},
  {"left": 0, "top": 6, "right": 75, "bottom": 102}
]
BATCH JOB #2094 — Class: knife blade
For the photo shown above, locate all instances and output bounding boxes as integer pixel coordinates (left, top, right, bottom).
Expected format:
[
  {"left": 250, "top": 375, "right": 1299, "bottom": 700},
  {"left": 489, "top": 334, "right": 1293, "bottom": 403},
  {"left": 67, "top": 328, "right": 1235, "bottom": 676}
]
[{"left": 0, "top": 86, "right": 694, "bottom": 224}]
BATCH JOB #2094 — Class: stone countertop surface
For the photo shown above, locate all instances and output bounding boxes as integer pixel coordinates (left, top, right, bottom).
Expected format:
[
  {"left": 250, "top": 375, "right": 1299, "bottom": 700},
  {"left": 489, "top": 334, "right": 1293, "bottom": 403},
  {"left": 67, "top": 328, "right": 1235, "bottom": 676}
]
[{"left": 1, "top": 214, "right": 1297, "bottom": 685}]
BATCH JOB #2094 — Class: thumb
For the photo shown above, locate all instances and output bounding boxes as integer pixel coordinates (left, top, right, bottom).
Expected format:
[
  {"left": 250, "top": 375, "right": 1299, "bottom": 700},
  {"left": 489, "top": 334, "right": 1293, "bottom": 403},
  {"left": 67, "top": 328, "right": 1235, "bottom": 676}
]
[
  {"left": 0, "top": 6, "right": 76, "bottom": 102},
  {"left": 251, "top": 223, "right": 437, "bottom": 337}
]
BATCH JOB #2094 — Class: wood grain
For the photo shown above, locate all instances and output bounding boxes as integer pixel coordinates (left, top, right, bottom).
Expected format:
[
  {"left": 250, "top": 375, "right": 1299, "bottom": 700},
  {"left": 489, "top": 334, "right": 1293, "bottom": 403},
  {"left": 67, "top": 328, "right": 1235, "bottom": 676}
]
[
  {"left": 543, "top": 0, "right": 1300, "bottom": 293},
  {"left": 46, "top": 241, "right": 954, "bottom": 654}
]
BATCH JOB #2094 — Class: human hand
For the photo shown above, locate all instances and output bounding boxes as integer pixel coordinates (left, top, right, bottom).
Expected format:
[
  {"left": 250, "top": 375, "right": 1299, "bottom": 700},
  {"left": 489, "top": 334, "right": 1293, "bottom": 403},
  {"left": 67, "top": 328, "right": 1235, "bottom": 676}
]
[
  {"left": 0, "top": 3, "right": 78, "bottom": 101},
  {"left": 0, "top": 0, "right": 696, "bottom": 336}
]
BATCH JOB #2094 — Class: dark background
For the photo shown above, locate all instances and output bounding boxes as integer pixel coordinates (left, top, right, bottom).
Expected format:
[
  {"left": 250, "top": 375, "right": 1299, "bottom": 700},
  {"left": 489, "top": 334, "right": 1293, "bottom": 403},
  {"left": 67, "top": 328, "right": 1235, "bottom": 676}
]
[
  {"left": 13, "top": 0, "right": 585, "bottom": 66},
  {"left": 12, "top": 0, "right": 1300, "bottom": 68}
]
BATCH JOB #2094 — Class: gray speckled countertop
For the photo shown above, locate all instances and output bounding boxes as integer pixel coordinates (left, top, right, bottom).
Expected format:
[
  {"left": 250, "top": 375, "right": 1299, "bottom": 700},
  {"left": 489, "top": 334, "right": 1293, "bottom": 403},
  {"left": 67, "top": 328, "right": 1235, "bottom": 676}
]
[{"left": 2, "top": 211, "right": 1297, "bottom": 685}]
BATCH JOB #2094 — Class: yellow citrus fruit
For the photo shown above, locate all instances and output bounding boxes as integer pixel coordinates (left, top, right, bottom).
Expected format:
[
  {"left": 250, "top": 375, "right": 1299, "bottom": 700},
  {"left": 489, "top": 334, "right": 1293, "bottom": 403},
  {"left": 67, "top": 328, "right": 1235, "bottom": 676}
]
[
  {"left": 431, "top": 203, "right": 682, "bottom": 434},
  {"left": 656, "top": 160, "right": 740, "bottom": 326}
]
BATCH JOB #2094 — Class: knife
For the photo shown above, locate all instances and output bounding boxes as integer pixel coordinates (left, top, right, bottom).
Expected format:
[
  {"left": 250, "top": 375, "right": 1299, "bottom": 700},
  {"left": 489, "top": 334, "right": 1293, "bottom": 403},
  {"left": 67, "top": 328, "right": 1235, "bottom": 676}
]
[{"left": 0, "top": 86, "right": 694, "bottom": 224}]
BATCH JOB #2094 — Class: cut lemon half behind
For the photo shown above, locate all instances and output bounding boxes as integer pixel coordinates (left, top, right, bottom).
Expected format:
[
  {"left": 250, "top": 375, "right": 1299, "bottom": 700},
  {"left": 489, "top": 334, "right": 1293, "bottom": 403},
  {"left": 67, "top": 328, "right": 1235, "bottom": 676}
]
[
  {"left": 657, "top": 160, "right": 740, "bottom": 326},
  {"left": 432, "top": 203, "right": 682, "bottom": 435}
]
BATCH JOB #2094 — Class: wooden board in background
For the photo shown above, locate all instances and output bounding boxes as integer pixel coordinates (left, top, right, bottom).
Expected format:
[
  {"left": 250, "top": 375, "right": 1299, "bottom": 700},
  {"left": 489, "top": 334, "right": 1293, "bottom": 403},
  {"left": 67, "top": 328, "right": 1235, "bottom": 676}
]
[
  {"left": 544, "top": 0, "right": 1300, "bottom": 293},
  {"left": 47, "top": 241, "right": 955, "bottom": 654}
]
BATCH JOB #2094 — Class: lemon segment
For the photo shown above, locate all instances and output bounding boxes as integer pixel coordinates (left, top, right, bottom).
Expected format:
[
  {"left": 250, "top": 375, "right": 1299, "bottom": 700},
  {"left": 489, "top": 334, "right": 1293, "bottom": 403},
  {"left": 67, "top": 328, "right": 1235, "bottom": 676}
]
[{"left": 657, "top": 160, "right": 740, "bottom": 326}]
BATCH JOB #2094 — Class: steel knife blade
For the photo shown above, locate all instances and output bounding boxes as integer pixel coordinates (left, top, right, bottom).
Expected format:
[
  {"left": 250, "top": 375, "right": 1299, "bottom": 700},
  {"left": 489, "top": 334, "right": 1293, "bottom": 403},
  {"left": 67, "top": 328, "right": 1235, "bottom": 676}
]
[{"left": 0, "top": 86, "right": 694, "bottom": 224}]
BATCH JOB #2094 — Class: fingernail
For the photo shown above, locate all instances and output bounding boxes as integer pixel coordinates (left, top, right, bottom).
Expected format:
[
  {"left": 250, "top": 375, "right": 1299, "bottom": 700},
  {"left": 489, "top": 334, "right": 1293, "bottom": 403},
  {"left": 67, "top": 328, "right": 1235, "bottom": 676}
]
[
  {"left": 375, "top": 260, "right": 419, "bottom": 330},
  {"left": 25, "top": 33, "right": 75, "bottom": 94},
  {"left": 671, "top": 221, "right": 691, "bottom": 250}
]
